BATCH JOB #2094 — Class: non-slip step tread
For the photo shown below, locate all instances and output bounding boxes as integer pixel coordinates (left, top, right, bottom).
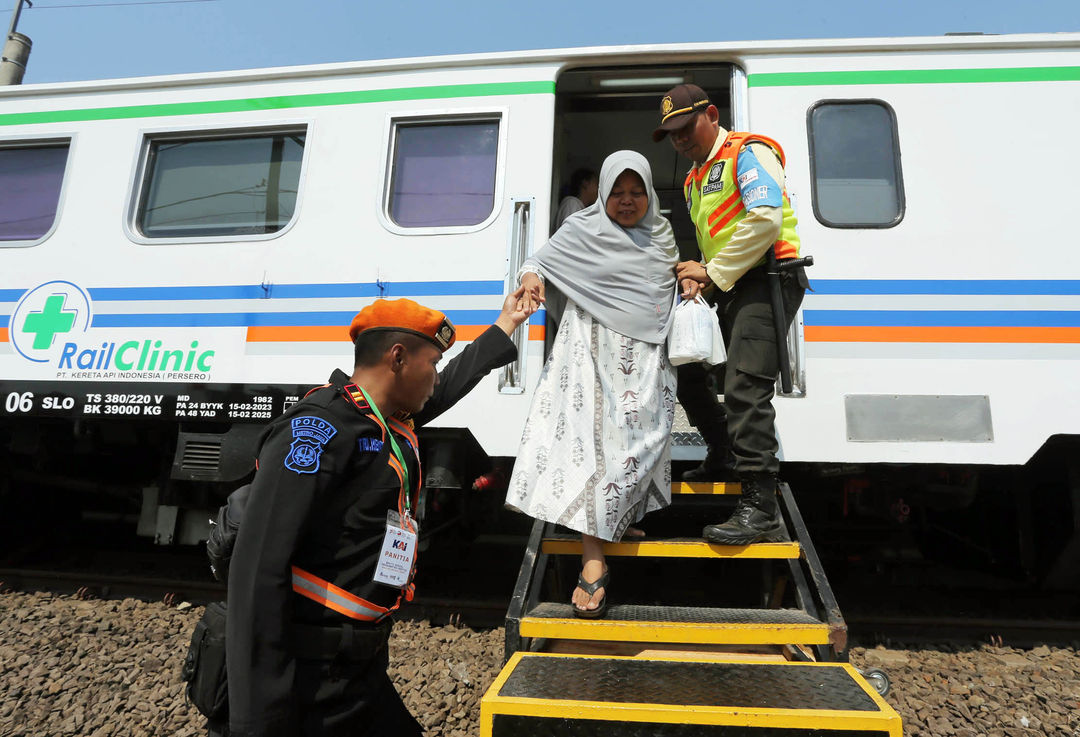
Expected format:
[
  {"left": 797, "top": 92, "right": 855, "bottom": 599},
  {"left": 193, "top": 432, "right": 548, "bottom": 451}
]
[
  {"left": 540, "top": 537, "right": 800, "bottom": 559},
  {"left": 527, "top": 603, "right": 823, "bottom": 626},
  {"left": 499, "top": 655, "right": 879, "bottom": 712},
  {"left": 482, "top": 653, "right": 902, "bottom": 736},
  {"left": 519, "top": 604, "right": 831, "bottom": 645}
]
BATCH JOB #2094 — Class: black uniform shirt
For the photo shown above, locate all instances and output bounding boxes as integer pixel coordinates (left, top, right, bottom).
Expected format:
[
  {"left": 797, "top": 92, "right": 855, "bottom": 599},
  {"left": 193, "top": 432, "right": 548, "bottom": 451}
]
[{"left": 227, "top": 325, "right": 516, "bottom": 736}]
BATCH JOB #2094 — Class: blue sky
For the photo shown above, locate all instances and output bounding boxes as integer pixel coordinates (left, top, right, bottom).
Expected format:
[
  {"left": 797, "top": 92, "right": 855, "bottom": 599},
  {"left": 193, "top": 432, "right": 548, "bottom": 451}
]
[{"left": 10, "top": 0, "right": 1080, "bottom": 85}]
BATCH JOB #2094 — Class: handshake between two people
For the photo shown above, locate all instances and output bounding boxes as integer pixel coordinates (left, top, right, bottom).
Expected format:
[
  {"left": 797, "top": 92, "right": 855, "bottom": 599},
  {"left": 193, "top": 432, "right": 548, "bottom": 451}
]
[
  {"left": 516, "top": 274, "right": 547, "bottom": 317},
  {"left": 496, "top": 283, "right": 544, "bottom": 336},
  {"left": 514, "top": 264, "right": 709, "bottom": 313}
]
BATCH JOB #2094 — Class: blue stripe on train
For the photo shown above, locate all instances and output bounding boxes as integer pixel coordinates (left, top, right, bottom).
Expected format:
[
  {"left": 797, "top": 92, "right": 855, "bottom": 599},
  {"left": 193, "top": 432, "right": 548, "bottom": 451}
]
[
  {"left": 810, "top": 280, "right": 1080, "bottom": 295},
  {"left": 0, "top": 281, "right": 506, "bottom": 303},
  {"left": 90, "top": 309, "right": 546, "bottom": 328},
  {"left": 87, "top": 280, "right": 507, "bottom": 301},
  {"left": 4, "top": 280, "right": 1080, "bottom": 303}
]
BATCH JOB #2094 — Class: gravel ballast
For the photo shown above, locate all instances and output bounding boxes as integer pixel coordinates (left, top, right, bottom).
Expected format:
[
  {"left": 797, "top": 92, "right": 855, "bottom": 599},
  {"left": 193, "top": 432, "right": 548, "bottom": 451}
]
[{"left": 1, "top": 591, "right": 1077, "bottom": 735}]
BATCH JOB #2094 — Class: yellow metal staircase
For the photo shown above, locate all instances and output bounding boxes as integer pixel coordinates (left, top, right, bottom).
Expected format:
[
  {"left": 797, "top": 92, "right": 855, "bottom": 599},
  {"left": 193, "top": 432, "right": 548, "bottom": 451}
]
[{"left": 481, "top": 481, "right": 903, "bottom": 736}]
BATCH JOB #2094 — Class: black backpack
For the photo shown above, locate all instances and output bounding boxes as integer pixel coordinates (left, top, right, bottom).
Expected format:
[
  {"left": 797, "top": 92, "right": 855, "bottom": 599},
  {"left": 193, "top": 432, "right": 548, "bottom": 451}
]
[
  {"left": 184, "top": 483, "right": 250, "bottom": 722},
  {"left": 181, "top": 600, "right": 229, "bottom": 719}
]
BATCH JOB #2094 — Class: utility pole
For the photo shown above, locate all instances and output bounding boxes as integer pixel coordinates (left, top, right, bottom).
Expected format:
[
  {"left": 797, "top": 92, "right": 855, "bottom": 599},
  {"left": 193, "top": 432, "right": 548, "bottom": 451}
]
[{"left": 1, "top": 0, "right": 32, "bottom": 85}]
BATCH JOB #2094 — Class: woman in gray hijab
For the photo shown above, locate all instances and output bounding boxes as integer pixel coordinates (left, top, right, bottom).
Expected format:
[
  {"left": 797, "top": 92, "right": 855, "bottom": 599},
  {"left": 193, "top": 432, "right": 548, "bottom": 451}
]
[{"left": 505, "top": 150, "right": 679, "bottom": 618}]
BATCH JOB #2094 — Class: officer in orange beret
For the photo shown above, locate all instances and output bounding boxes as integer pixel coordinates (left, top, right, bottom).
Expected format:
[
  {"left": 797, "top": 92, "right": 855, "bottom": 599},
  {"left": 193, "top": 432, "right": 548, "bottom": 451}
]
[{"left": 221, "top": 287, "right": 533, "bottom": 737}]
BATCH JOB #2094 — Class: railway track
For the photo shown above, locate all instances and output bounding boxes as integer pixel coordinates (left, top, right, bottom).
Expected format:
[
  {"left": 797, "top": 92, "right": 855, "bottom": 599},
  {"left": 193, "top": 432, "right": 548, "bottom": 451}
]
[
  {"left": 0, "top": 565, "right": 511, "bottom": 627},
  {"left": 2, "top": 564, "right": 1077, "bottom": 644},
  {"left": 2, "top": 501, "right": 1076, "bottom": 642}
]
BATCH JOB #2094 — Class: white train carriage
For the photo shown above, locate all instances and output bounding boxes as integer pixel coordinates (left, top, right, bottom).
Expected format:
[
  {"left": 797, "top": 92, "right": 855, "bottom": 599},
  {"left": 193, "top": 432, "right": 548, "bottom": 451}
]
[{"left": 1, "top": 33, "right": 1078, "bottom": 572}]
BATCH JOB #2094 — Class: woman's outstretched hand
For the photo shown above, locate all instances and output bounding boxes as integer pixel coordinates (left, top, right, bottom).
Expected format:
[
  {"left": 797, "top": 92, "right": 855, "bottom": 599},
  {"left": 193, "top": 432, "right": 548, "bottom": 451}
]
[
  {"left": 519, "top": 273, "right": 546, "bottom": 315},
  {"left": 495, "top": 284, "right": 538, "bottom": 336}
]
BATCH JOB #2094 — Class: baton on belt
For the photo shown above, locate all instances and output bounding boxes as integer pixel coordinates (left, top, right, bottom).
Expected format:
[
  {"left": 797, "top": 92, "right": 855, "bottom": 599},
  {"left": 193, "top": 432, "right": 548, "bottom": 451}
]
[{"left": 766, "top": 251, "right": 814, "bottom": 394}]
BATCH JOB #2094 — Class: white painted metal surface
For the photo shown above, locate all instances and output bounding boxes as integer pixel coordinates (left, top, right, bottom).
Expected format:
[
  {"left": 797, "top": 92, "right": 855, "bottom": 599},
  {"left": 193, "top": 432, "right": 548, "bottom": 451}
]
[{"left": 1, "top": 33, "right": 1078, "bottom": 465}]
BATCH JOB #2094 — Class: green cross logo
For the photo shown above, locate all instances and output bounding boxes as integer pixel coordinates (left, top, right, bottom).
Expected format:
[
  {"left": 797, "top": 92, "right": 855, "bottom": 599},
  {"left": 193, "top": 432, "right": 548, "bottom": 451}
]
[{"left": 22, "top": 294, "right": 77, "bottom": 350}]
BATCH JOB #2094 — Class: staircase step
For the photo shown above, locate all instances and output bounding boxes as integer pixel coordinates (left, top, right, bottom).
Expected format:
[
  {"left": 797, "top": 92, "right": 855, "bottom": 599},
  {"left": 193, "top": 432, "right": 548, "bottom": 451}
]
[
  {"left": 673, "top": 481, "right": 740, "bottom": 495},
  {"left": 481, "top": 652, "right": 902, "bottom": 736},
  {"left": 520, "top": 603, "right": 831, "bottom": 645},
  {"left": 541, "top": 536, "right": 801, "bottom": 559}
]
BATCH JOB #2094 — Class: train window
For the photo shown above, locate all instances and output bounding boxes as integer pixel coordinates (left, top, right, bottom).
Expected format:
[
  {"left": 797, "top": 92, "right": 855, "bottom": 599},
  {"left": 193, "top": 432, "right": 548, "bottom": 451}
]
[
  {"left": 136, "top": 130, "right": 305, "bottom": 238},
  {"left": 387, "top": 119, "right": 499, "bottom": 228},
  {"left": 807, "top": 100, "right": 904, "bottom": 228},
  {"left": 0, "top": 142, "right": 70, "bottom": 245}
]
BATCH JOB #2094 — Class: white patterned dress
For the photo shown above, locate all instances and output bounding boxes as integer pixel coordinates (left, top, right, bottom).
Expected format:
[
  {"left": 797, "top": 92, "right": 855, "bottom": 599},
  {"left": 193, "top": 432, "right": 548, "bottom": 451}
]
[{"left": 506, "top": 302, "right": 677, "bottom": 542}]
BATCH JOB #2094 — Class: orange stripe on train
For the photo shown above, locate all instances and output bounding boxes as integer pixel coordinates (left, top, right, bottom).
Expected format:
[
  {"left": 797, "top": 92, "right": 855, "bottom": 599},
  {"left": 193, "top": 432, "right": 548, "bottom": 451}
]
[
  {"left": 805, "top": 326, "right": 1080, "bottom": 343},
  {"left": 246, "top": 325, "right": 546, "bottom": 342}
]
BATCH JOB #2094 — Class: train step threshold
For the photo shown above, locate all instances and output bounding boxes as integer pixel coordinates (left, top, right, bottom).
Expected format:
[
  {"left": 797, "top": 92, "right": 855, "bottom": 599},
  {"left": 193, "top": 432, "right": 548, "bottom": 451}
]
[
  {"left": 520, "top": 603, "right": 832, "bottom": 646},
  {"left": 673, "top": 481, "right": 740, "bottom": 495},
  {"left": 481, "top": 652, "right": 902, "bottom": 737},
  {"left": 541, "top": 535, "right": 800, "bottom": 559}
]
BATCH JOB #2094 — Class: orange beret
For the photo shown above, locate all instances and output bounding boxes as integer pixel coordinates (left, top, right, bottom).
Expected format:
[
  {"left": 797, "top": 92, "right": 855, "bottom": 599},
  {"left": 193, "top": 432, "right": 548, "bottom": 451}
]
[{"left": 348, "top": 298, "right": 456, "bottom": 351}]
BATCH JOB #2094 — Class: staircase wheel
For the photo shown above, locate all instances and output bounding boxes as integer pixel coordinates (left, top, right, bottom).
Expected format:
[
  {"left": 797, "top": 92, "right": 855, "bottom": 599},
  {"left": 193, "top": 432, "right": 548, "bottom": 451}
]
[{"left": 863, "top": 668, "right": 891, "bottom": 697}]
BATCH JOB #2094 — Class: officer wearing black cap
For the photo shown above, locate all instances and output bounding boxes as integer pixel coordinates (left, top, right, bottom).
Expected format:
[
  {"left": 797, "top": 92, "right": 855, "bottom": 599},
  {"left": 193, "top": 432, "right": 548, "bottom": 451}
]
[
  {"left": 654, "top": 83, "right": 808, "bottom": 545},
  {"left": 222, "top": 289, "right": 532, "bottom": 737}
]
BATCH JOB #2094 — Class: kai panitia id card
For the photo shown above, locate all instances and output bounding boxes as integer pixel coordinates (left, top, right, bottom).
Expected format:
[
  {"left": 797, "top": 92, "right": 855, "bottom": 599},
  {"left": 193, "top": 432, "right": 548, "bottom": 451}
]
[{"left": 373, "top": 510, "right": 418, "bottom": 588}]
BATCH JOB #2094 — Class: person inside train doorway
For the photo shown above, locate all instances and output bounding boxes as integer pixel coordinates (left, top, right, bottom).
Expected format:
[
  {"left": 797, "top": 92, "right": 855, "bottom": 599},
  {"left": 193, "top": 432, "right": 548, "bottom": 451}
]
[
  {"left": 217, "top": 292, "right": 534, "bottom": 737},
  {"left": 553, "top": 166, "right": 599, "bottom": 229},
  {"left": 653, "top": 83, "right": 809, "bottom": 545}
]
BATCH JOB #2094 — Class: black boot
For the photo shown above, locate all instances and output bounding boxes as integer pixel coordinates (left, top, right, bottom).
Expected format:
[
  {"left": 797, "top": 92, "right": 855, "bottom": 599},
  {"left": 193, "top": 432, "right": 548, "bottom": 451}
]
[
  {"left": 682, "top": 447, "right": 738, "bottom": 482},
  {"left": 702, "top": 474, "right": 783, "bottom": 544},
  {"left": 681, "top": 422, "right": 737, "bottom": 482}
]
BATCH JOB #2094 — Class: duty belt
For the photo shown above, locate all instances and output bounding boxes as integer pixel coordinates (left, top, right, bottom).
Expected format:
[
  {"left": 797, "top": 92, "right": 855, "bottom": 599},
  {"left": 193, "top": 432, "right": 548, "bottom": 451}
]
[
  {"left": 742, "top": 258, "right": 798, "bottom": 282},
  {"left": 292, "top": 619, "right": 392, "bottom": 662}
]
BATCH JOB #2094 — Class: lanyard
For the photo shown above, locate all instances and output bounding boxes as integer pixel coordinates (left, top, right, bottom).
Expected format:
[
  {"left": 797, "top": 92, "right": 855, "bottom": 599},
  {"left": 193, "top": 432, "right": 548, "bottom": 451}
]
[{"left": 357, "top": 386, "right": 412, "bottom": 514}]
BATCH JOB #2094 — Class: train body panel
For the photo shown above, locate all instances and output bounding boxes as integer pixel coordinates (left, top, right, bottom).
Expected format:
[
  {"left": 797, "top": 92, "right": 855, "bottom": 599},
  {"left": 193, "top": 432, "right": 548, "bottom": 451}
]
[
  {"left": 738, "top": 44, "right": 1080, "bottom": 465},
  {"left": 2, "top": 33, "right": 1079, "bottom": 474}
]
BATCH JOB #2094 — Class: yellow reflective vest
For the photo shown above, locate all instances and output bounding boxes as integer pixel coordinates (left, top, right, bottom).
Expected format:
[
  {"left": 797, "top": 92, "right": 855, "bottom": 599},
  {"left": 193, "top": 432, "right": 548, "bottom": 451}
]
[{"left": 683, "top": 131, "right": 801, "bottom": 264}]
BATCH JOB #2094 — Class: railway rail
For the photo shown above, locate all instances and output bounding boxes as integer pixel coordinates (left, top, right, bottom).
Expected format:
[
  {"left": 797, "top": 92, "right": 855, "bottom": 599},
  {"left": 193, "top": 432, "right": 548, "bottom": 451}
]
[{"left": 1, "top": 563, "right": 1077, "bottom": 645}]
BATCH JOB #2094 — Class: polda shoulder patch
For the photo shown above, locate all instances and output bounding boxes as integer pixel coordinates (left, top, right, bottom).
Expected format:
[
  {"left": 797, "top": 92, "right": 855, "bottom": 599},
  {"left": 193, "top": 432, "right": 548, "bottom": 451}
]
[{"left": 284, "top": 416, "right": 338, "bottom": 474}]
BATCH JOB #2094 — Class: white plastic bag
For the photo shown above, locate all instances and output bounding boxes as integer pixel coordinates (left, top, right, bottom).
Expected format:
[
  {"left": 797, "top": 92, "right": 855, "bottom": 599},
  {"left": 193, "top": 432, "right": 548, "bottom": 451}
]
[
  {"left": 668, "top": 295, "right": 716, "bottom": 366},
  {"left": 708, "top": 306, "right": 726, "bottom": 366}
]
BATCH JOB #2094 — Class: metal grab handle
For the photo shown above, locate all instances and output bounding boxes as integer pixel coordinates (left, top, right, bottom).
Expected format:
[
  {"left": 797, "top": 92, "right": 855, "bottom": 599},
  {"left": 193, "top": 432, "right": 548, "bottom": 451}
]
[{"left": 499, "top": 198, "right": 533, "bottom": 394}]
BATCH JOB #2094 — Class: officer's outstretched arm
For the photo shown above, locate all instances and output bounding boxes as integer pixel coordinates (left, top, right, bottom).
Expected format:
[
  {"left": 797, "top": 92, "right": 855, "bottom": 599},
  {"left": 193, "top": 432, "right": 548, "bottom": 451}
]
[{"left": 412, "top": 286, "right": 532, "bottom": 426}]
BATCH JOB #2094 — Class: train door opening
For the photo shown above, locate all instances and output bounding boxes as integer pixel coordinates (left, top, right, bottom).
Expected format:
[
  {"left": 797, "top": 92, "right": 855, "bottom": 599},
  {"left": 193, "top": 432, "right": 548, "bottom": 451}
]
[
  {"left": 551, "top": 64, "right": 808, "bottom": 398},
  {"left": 551, "top": 64, "right": 738, "bottom": 259}
]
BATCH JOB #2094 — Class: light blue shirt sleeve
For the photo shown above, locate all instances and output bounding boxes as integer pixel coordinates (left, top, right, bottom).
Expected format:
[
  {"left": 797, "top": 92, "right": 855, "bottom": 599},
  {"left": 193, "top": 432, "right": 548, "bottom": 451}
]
[{"left": 736, "top": 146, "right": 783, "bottom": 210}]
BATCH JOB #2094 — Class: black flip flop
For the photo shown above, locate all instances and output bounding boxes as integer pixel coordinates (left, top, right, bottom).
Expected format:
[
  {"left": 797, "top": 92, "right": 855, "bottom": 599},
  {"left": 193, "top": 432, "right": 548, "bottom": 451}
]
[{"left": 572, "top": 568, "right": 610, "bottom": 619}]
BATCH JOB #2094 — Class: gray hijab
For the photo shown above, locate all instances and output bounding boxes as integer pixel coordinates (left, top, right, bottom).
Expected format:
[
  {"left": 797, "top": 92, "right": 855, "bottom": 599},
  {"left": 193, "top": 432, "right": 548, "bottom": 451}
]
[{"left": 524, "top": 150, "right": 678, "bottom": 344}]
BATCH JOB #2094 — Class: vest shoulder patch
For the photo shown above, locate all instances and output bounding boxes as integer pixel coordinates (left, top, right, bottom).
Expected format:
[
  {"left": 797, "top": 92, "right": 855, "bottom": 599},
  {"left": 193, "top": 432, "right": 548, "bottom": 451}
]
[
  {"left": 284, "top": 415, "right": 338, "bottom": 475},
  {"left": 736, "top": 147, "right": 783, "bottom": 210}
]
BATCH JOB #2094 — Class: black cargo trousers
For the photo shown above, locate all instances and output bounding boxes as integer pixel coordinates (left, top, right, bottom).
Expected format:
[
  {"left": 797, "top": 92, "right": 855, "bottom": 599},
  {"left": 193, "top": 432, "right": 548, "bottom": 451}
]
[
  {"left": 676, "top": 264, "right": 807, "bottom": 476},
  {"left": 207, "top": 619, "right": 420, "bottom": 737}
]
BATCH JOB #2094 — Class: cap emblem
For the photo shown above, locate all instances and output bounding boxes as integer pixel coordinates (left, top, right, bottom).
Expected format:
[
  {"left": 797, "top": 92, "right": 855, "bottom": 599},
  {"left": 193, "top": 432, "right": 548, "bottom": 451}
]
[
  {"left": 661, "top": 96, "right": 673, "bottom": 115},
  {"left": 434, "top": 319, "right": 456, "bottom": 350}
]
